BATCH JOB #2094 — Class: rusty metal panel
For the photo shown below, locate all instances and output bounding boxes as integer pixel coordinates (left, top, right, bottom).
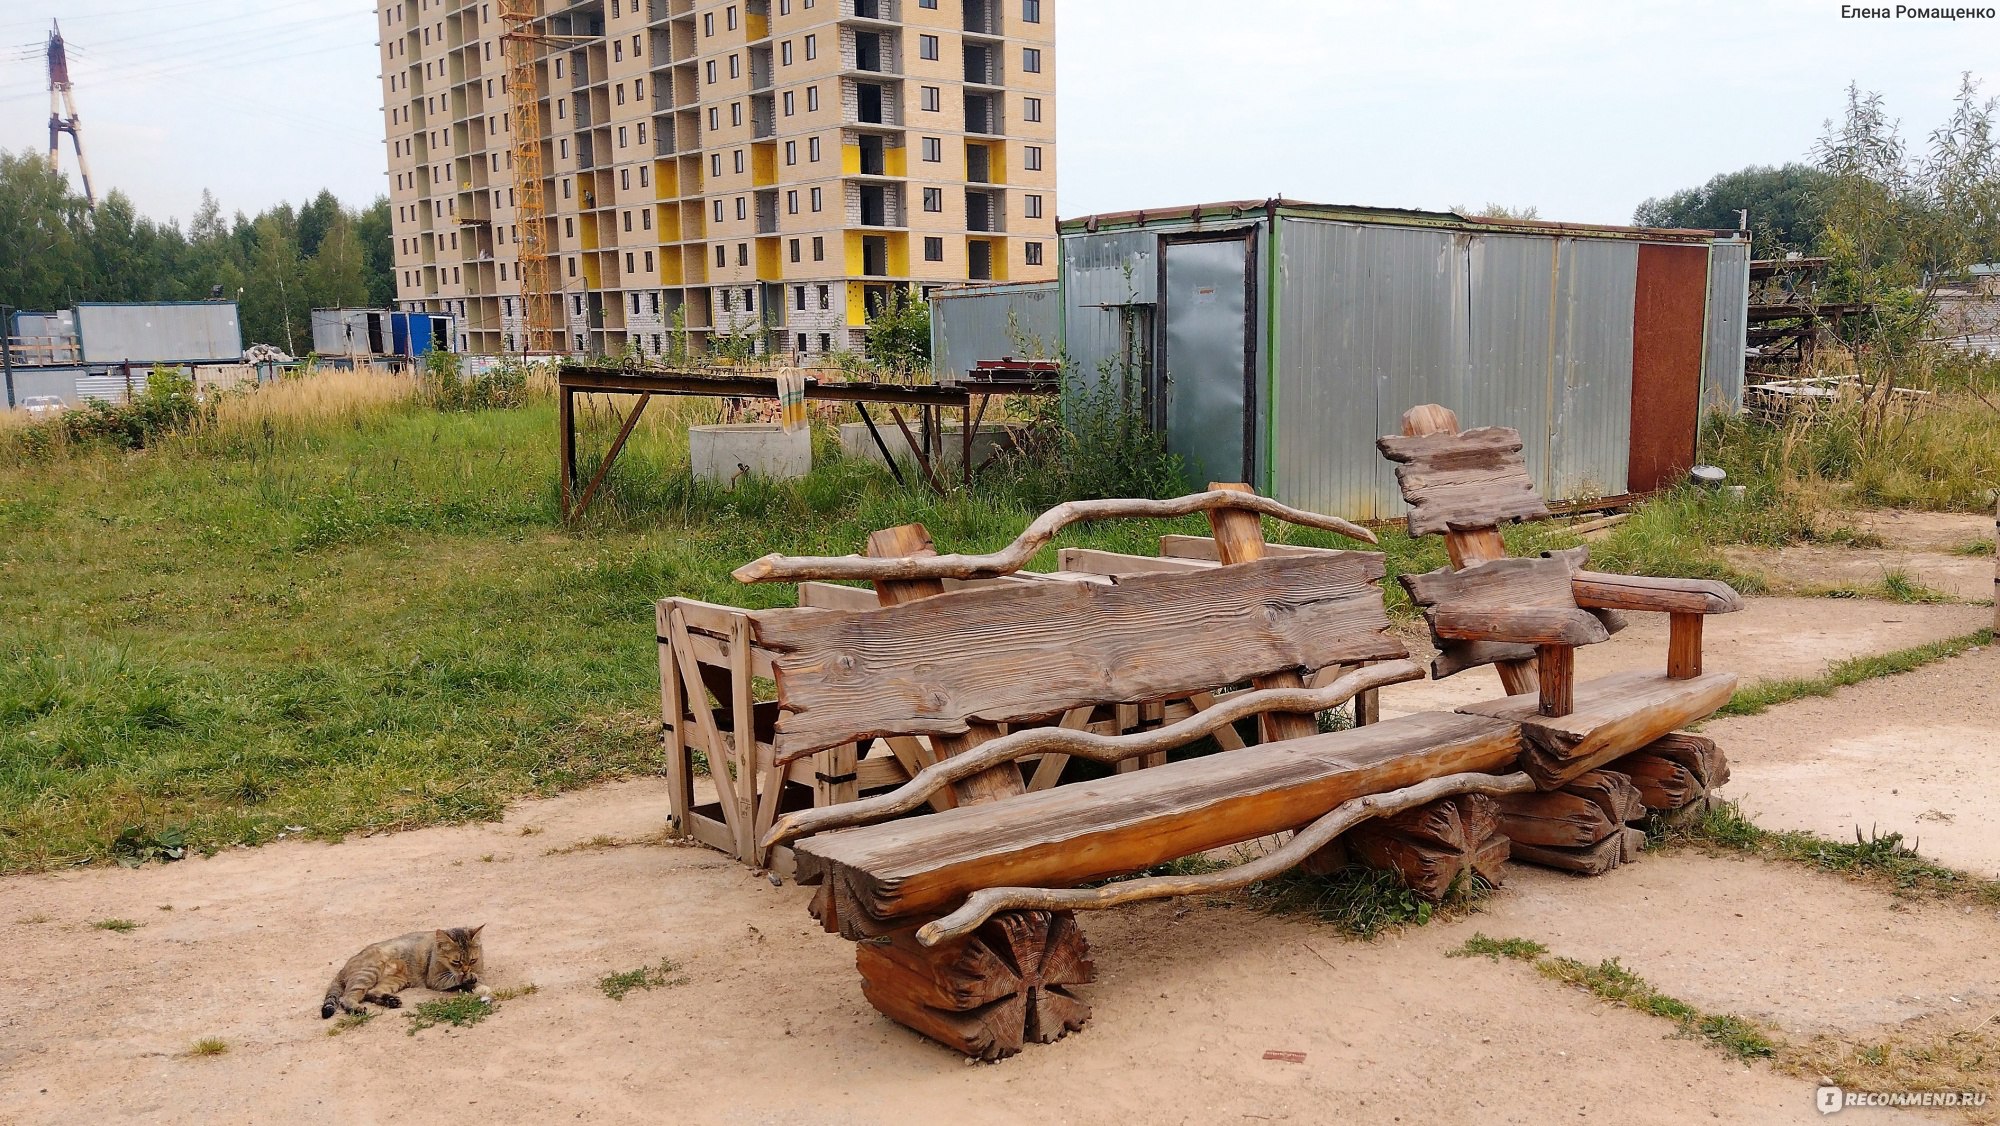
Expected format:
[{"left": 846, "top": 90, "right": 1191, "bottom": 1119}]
[
  {"left": 1630, "top": 242, "right": 1712, "bottom": 493},
  {"left": 928, "top": 281, "right": 1059, "bottom": 382},
  {"left": 1273, "top": 218, "right": 1465, "bottom": 521},
  {"left": 1702, "top": 237, "right": 1750, "bottom": 414}
]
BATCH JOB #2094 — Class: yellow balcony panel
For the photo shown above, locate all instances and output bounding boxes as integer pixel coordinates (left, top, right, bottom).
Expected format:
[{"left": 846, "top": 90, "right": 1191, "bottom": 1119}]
[
  {"left": 756, "top": 236, "right": 782, "bottom": 276},
  {"left": 884, "top": 145, "right": 907, "bottom": 178},
  {"left": 843, "top": 230, "right": 865, "bottom": 276},
  {"left": 746, "top": 12, "right": 769, "bottom": 40},
  {"left": 653, "top": 158, "right": 679, "bottom": 199},
  {"left": 752, "top": 142, "right": 777, "bottom": 186},
  {"left": 842, "top": 143, "right": 861, "bottom": 175},
  {"left": 885, "top": 232, "right": 909, "bottom": 277},
  {"left": 656, "top": 203, "right": 681, "bottom": 242}
]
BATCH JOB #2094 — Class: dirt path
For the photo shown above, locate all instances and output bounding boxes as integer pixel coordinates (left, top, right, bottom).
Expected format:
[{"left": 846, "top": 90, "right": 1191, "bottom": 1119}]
[
  {"left": 1378, "top": 596, "right": 1988, "bottom": 718},
  {"left": 1712, "top": 644, "right": 2000, "bottom": 878},
  {"left": 1, "top": 777, "right": 1951, "bottom": 1126},
  {"left": 1722, "top": 509, "right": 1996, "bottom": 602}
]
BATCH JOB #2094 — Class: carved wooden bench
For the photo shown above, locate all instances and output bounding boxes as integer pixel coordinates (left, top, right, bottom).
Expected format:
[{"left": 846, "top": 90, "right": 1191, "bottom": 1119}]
[
  {"left": 1381, "top": 403, "right": 1742, "bottom": 870},
  {"left": 736, "top": 489, "right": 1535, "bottom": 1058}
]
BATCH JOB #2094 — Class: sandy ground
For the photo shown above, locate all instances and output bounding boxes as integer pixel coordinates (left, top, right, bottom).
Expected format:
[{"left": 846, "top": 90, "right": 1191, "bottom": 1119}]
[
  {"left": 4, "top": 576, "right": 1996, "bottom": 1123},
  {"left": 3, "top": 778, "right": 1970, "bottom": 1126},
  {"left": 1723, "top": 509, "right": 1997, "bottom": 601},
  {"left": 1712, "top": 643, "right": 2000, "bottom": 878}
]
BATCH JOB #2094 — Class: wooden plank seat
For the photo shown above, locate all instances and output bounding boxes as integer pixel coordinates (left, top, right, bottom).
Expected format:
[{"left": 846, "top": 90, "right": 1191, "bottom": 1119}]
[
  {"left": 1379, "top": 404, "right": 1745, "bottom": 867},
  {"left": 728, "top": 487, "right": 1536, "bottom": 1058},
  {"left": 793, "top": 710, "right": 1521, "bottom": 933}
]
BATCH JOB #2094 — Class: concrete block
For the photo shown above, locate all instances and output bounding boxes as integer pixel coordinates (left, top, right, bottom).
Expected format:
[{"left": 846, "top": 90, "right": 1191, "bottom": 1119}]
[
  {"left": 837, "top": 420, "right": 1022, "bottom": 469},
  {"left": 690, "top": 423, "right": 812, "bottom": 487}
]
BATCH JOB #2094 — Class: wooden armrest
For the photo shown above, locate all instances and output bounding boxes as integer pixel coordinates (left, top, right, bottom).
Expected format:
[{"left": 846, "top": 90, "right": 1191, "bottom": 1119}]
[
  {"left": 1430, "top": 606, "right": 1609, "bottom": 647},
  {"left": 1570, "top": 571, "right": 1742, "bottom": 615},
  {"left": 761, "top": 660, "right": 1426, "bottom": 848}
]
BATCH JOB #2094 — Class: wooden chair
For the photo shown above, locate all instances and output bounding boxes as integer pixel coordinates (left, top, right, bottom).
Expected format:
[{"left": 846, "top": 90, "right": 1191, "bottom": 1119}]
[
  {"left": 1379, "top": 403, "right": 1742, "bottom": 796},
  {"left": 734, "top": 489, "right": 1533, "bottom": 1058}
]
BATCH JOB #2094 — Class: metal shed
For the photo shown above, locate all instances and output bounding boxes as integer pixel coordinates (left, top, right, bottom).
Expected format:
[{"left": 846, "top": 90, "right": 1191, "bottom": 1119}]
[
  {"left": 928, "top": 281, "right": 1060, "bottom": 382},
  {"left": 1052, "top": 199, "right": 1742, "bottom": 521},
  {"left": 73, "top": 301, "right": 242, "bottom": 365}
]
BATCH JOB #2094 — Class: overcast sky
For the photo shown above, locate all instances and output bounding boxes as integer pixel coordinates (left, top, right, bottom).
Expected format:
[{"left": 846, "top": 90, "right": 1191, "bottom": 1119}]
[{"left": 0, "top": 0, "right": 1994, "bottom": 227}]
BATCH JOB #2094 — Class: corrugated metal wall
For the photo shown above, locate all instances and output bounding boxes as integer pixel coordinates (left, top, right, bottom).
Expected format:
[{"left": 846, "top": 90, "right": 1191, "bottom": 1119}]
[
  {"left": 1272, "top": 218, "right": 1637, "bottom": 520},
  {"left": 1702, "top": 238, "right": 1751, "bottom": 414},
  {"left": 1060, "top": 228, "right": 1160, "bottom": 397},
  {"left": 928, "top": 282, "right": 1060, "bottom": 381},
  {"left": 75, "top": 303, "right": 243, "bottom": 364}
]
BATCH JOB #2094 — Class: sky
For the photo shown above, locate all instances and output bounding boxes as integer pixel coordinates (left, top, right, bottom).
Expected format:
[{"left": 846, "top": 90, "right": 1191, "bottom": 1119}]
[{"left": 0, "top": 0, "right": 1995, "bottom": 228}]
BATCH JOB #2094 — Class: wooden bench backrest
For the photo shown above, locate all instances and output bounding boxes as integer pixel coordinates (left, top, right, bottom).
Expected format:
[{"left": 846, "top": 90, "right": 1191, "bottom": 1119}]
[
  {"left": 750, "top": 551, "right": 1407, "bottom": 760},
  {"left": 1377, "top": 424, "right": 1551, "bottom": 537}
]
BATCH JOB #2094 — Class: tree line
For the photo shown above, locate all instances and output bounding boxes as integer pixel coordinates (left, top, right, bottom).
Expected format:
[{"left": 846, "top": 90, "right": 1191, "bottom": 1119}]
[
  {"left": 1634, "top": 74, "right": 2000, "bottom": 309},
  {"left": 0, "top": 150, "right": 394, "bottom": 355}
]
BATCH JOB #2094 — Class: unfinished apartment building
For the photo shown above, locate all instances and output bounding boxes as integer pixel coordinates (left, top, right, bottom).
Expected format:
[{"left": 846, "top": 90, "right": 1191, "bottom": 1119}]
[{"left": 379, "top": 0, "right": 1058, "bottom": 358}]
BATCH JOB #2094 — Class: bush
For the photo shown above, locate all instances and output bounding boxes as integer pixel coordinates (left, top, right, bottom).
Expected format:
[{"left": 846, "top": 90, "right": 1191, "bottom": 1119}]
[
  {"left": 421, "top": 351, "right": 530, "bottom": 412},
  {"left": 992, "top": 359, "right": 1187, "bottom": 505},
  {"left": 16, "top": 366, "right": 216, "bottom": 453}
]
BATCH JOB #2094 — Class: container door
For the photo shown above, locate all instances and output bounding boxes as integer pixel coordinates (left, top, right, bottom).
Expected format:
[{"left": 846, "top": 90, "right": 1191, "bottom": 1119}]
[{"left": 1158, "top": 230, "right": 1257, "bottom": 487}]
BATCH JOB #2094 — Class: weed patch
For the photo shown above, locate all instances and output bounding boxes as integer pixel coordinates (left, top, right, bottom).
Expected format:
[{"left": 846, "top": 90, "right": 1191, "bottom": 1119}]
[
  {"left": 1719, "top": 629, "right": 1991, "bottom": 716},
  {"left": 93, "top": 918, "right": 140, "bottom": 932},
  {"left": 599, "top": 959, "right": 689, "bottom": 1001},
  {"left": 405, "top": 994, "right": 497, "bottom": 1035},
  {"left": 327, "top": 1009, "right": 376, "bottom": 1035},
  {"left": 1247, "top": 865, "right": 1490, "bottom": 939},
  {"left": 185, "top": 1037, "right": 229, "bottom": 1057},
  {"left": 1653, "top": 800, "right": 2000, "bottom": 906},
  {"left": 1449, "top": 933, "right": 1776, "bottom": 1063}
]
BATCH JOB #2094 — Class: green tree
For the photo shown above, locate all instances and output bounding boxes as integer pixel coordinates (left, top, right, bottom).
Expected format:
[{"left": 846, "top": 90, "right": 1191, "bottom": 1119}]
[
  {"left": 863, "top": 284, "right": 931, "bottom": 378},
  {"left": 306, "top": 212, "right": 370, "bottom": 312},
  {"left": 0, "top": 150, "right": 91, "bottom": 310},
  {"left": 1632, "top": 164, "right": 1830, "bottom": 255},
  {"left": 355, "top": 197, "right": 396, "bottom": 307}
]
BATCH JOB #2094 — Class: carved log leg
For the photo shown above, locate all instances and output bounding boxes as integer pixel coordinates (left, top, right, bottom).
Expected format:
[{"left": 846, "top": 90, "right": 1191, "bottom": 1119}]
[
  {"left": 856, "top": 909, "right": 1095, "bottom": 1060},
  {"left": 1496, "top": 769, "right": 1649, "bottom": 872},
  {"left": 1613, "top": 732, "right": 1729, "bottom": 824},
  {"left": 1345, "top": 794, "right": 1509, "bottom": 901}
]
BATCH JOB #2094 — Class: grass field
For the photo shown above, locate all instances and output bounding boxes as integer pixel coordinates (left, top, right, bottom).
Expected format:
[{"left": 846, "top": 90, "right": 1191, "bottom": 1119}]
[
  {"left": 0, "top": 373, "right": 1596, "bottom": 873},
  {"left": 3, "top": 366, "right": 1988, "bottom": 875}
]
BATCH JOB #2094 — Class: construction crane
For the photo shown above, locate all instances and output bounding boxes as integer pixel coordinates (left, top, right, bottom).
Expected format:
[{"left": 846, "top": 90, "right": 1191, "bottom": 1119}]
[
  {"left": 46, "top": 20, "right": 95, "bottom": 208},
  {"left": 499, "top": 1, "right": 593, "bottom": 356}
]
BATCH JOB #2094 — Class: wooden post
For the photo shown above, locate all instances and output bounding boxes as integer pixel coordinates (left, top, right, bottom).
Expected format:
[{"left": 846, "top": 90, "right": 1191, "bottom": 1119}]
[
  {"left": 1667, "top": 612, "right": 1703, "bottom": 680},
  {"left": 1537, "top": 645, "right": 1574, "bottom": 718},
  {"left": 1204, "top": 483, "right": 1318, "bottom": 743},
  {"left": 1993, "top": 495, "right": 1998, "bottom": 633},
  {"left": 657, "top": 601, "right": 690, "bottom": 837},
  {"left": 1401, "top": 406, "right": 1539, "bottom": 697},
  {"left": 557, "top": 385, "right": 577, "bottom": 518}
]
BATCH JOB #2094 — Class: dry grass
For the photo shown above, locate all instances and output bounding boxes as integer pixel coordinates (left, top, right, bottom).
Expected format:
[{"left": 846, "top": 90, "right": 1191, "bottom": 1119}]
[
  {"left": 210, "top": 367, "right": 420, "bottom": 437},
  {"left": 1782, "top": 1013, "right": 2000, "bottom": 1123}
]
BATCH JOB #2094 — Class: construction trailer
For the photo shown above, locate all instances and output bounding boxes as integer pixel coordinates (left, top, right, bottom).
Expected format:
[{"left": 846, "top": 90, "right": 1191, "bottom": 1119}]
[
  {"left": 5, "top": 301, "right": 247, "bottom": 408},
  {"left": 314, "top": 308, "right": 453, "bottom": 361},
  {"left": 930, "top": 199, "right": 1751, "bottom": 519}
]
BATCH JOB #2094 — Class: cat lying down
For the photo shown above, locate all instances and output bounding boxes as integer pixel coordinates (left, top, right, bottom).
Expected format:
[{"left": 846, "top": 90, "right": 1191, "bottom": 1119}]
[{"left": 321, "top": 925, "right": 488, "bottom": 1018}]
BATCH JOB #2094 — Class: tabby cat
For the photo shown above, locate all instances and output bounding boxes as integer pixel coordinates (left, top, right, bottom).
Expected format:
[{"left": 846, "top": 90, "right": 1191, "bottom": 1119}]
[{"left": 320, "top": 926, "right": 486, "bottom": 1018}]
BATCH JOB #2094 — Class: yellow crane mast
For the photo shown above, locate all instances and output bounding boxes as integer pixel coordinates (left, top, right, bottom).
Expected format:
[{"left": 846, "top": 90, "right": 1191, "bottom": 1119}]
[{"left": 499, "top": 0, "right": 561, "bottom": 355}]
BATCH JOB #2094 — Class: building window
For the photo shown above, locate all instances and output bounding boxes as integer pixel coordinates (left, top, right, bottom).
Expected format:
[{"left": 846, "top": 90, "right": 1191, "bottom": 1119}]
[
  {"left": 921, "top": 85, "right": 940, "bottom": 112},
  {"left": 731, "top": 102, "right": 743, "bottom": 126},
  {"left": 920, "top": 0, "right": 936, "bottom": 6},
  {"left": 924, "top": 236, "right": 943, "bottom": 262},
  {"left": 716, "top": 244, "right": 727, "bottom": 267},
  {"left": 703, "top": 11, "right": 714, "bottom": 35},
  {"left": 714, "top": 199, "right": 725, "bottom": 222},
  {"left": 804, "top": 33, "right": 816, "bottom": 60},
  {"left": 736, "top": 196, "right": 748, "bottom": 220},
  {"left": 787, "top": 189, "right": 799, "bottom": 213},
  {"left": 734, "top": 149, "right": 746, "bottom": 173},
  {"left": 789, "top": 238, "right": 801, "bottom": 262},
  {"left": 616, "top": 84, "right": 626, "bottom": 106},
  {"left": 639, "top": 165, "right": 650, "bottom": 187},
  {"left": 806, "top": 85, "right": 819, "bottom": 111},
  {"left": 921, "top": 136, "right": 941, "bottom": 161},
  {"left": 781, "top": 40, "right": 793, "bottom": 65},
  {"left": 796, "top": 332, "right": 808, "bottom": 353},
  {"left": 618, "top": 126, "right": 629, "bottom": 148},
  {"left": 626, "top": 252, "right": 635, "bottom": 272},
  {"left": 795, "top": 285, "right": 807, "bottom": 310},
  {"left": 1023, "top": 47, "right": 1042, "bottom": 73},
  {"left": 812, "top": 237, "right": 825, "bottom": 262},
  {"left": 623, "top": 211, "right": 633, "bottom": 232},
  {"left": 1024, "top": 145, "right": 1043, "bottom": 170},
  {"left": 919, "top": 34, "right": 938, "bottom": 60},
  {"left": 706, "top": 60, "right": 717, "bottom": 84},
  {"left": 709, "top": 106, "right": 720, "bottom": 131},
  {"left": 1025, "top": 193, "right": 1043, "bottom": 218},
  {"left": 711, "top": 153, "right": 723, "bottom": 177},
  {"left": 727, "top": 4, "right": 738, "bottom": 29},
  {"left": 1025, "top": 242, "right": 1043, "bottom": 266},
  {"left": 923, "top": 187, "right": 942, "bottom": 211},
  {"left": 785, "top": 140, "right": 797, "bottom": 165},
  {"left": 738, "top": 243, "right": 750, "bottom": 265},
  {"left": 642, "top": 209, "right": 652, "bottom": 230},
  {"left": 808, "top": 137, "right": 820, "bottom": 161},
  {"left": 1024, "top": 96, "right": 1042, "bottom": 123},
  {"left": 645, "top": 250, "right": 655, "bottom": 271},
  {"left": 729, "top": 54, "right": 740, "bottom": 79},
  {"left": 810, "top": 186, "right": 822, "bottom": 211},
  {"left": 783, "top": 90, "right": 795, "bottom": 115},
  {"left": 819, "top": 332, "right": 831, "bottom": 352}
]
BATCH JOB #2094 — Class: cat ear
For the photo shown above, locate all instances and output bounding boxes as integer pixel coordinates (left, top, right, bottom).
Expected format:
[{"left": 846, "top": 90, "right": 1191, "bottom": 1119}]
[
  {"left": 467, "top": 924, "right": 484, "bottom": 939},
  {"left": 434, "top": 929, "right": 452, "bottom": 946}
]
